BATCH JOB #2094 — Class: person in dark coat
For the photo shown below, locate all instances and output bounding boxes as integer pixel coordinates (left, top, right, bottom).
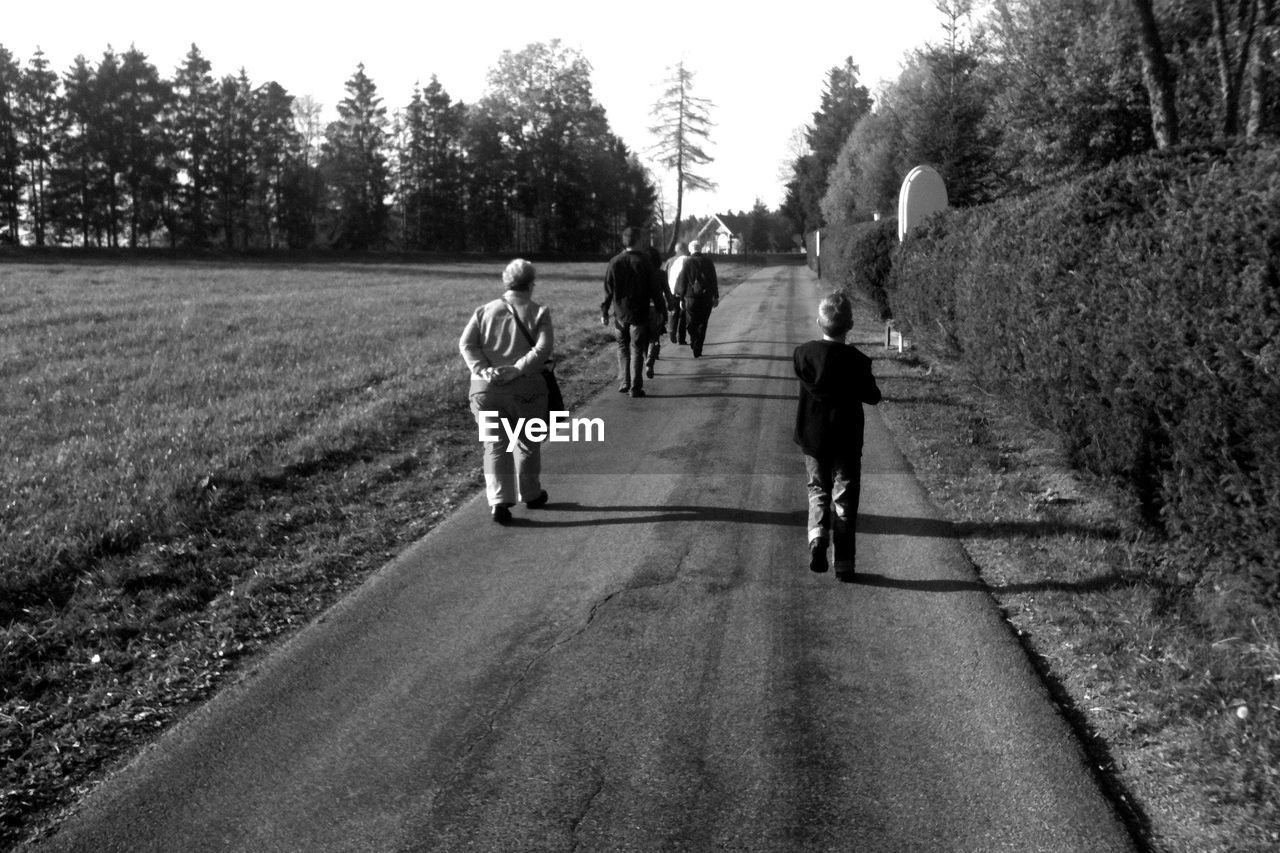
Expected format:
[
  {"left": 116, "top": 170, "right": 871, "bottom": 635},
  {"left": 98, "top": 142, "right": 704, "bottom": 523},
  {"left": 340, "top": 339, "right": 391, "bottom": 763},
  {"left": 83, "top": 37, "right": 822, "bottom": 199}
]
[
  {"left": 601, "top": 226, "right": 666, "bottom": 397},
  {"left": 675, "top": 240, "right": 719, "bottom": 357},
  {"left": 793, "top": 291, "right": 882, "bottom": 580}
]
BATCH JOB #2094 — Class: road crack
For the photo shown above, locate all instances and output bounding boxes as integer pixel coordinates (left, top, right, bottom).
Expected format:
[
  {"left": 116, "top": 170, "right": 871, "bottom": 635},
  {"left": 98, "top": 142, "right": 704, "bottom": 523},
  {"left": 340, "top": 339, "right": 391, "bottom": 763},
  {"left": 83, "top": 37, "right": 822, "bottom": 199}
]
[{"left": 436, "top": 548, "right": 692, "bottom": 816}]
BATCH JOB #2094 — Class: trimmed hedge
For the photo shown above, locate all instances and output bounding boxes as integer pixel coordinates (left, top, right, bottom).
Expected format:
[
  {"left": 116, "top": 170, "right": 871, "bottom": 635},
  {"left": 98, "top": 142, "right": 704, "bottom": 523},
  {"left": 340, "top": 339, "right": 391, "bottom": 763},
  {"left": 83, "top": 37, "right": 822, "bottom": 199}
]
[
  {"left": 816, "top": 217, "right": 899, "bottom": 320},
  {"left": 886, "top": 143, "right": 1280, "bottom": 608}
]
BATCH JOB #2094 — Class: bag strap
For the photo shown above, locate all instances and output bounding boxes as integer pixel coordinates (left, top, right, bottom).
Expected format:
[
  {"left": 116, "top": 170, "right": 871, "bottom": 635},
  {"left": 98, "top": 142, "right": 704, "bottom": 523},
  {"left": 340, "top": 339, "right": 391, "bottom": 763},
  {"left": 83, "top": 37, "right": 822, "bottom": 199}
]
[
  {"left": 502, "top": 299, "right": 552, "bottom": 365},
  {"left": 502, "top": 298, "right": 537, "bottom": 347}
]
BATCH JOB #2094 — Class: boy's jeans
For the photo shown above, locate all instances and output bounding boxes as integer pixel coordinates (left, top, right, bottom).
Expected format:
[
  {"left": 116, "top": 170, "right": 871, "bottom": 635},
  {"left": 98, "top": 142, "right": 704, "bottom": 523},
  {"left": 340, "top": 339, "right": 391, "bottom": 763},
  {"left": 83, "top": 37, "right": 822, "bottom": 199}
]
[{"left": 804, "top": 453, "right": 862, "bottom": 568}]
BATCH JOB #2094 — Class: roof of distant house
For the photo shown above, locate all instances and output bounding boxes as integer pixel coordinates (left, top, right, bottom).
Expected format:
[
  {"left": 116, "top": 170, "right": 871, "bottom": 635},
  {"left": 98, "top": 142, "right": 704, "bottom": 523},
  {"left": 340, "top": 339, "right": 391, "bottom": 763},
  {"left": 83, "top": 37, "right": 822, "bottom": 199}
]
[{"left": 696, "top": 213, "right": 750, "bottom": 241}]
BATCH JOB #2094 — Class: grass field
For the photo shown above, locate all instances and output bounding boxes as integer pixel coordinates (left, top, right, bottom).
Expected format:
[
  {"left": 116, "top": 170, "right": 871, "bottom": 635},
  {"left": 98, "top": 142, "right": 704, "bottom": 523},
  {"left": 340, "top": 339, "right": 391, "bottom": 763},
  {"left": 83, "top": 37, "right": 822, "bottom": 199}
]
[
  {"left": 0, "top": 257, "right": 758, "bottom": 846},
  {"left": 1, "top": 260, "right": 619, "bottom": 615}
]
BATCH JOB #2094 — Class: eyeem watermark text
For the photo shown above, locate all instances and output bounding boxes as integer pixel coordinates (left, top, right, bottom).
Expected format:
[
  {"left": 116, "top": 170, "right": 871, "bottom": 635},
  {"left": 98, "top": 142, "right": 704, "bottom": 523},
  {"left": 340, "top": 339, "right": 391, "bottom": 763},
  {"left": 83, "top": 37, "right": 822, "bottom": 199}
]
[{"left": 478, "top": 410, "right": 604, "bottom": 451}]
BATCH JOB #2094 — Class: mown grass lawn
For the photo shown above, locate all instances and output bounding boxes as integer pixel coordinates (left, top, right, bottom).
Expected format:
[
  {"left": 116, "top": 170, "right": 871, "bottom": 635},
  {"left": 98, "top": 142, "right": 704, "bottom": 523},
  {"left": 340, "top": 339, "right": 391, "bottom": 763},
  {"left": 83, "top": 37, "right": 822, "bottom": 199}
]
[
  {"left": 1, "top": 260, "right": 617, "bottom": 614},
  {"left": 0, "top": 257, "right": 758, "bottom": 847}
]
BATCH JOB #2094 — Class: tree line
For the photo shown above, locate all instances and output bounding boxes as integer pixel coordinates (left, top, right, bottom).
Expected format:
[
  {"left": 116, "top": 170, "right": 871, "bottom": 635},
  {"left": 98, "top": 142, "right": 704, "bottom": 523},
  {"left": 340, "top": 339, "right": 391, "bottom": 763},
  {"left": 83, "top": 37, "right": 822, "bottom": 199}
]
[
  {"left": 0, "top": 39, "right": 656, "bottom": 253},
  {"left": 785, "top": 0, "right": 1280, "bottom": 238}
]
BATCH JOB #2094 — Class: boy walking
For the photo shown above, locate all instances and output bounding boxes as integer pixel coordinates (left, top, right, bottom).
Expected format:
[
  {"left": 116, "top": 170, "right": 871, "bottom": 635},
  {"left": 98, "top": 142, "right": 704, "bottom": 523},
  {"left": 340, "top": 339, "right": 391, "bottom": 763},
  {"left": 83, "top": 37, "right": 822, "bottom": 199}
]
[{"left": 793, "top": 291, "right": 882, "bottom": 581}]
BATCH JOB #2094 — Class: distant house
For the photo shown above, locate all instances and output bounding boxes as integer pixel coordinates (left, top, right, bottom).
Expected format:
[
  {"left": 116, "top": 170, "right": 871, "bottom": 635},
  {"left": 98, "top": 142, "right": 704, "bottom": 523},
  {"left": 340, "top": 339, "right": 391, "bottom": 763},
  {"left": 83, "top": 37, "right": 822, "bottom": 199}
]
[{"left": 694, "top": 213, "right": 748, "bottom": 254}]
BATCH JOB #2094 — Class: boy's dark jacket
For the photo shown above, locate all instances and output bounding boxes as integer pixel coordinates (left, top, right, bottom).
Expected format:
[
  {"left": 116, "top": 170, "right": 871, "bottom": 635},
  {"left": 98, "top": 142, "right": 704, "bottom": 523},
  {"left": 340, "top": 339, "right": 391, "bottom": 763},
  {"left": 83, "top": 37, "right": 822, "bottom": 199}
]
[{"left": 793, "top": 339, "right": 882, "bottom": 456}]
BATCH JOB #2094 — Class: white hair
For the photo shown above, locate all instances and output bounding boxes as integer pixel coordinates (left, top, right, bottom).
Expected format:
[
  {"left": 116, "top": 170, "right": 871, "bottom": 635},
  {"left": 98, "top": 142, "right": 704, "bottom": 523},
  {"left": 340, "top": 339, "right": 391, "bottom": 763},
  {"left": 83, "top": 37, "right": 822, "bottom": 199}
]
[
  {"left": 502, "top": 258, "right": 536, "bottom": 290},
  {"left": 688, "top": 240, "right": 701, "bottom": 253}
]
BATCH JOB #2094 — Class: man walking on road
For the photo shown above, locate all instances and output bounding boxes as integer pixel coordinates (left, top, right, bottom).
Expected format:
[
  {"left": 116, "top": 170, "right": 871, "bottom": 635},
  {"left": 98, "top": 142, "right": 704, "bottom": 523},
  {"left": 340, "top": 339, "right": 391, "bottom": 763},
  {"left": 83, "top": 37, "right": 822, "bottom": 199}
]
[
  {"left": 676, "top": 239, "right": 719, "bottom": 358},
  {"left": 664, "top": 241, "right": 691, "bottom": 345},
  {"left": 602, "top": 226, "right": 667, "bottom": 397}
]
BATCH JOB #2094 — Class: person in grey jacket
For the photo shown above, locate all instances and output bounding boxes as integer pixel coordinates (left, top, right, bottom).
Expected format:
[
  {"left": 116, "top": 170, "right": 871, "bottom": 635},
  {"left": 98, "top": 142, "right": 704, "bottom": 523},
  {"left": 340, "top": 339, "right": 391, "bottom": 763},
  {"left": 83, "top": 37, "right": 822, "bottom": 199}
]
[{"left": 460, "top": 258, "right": 553, "bottom": 524}]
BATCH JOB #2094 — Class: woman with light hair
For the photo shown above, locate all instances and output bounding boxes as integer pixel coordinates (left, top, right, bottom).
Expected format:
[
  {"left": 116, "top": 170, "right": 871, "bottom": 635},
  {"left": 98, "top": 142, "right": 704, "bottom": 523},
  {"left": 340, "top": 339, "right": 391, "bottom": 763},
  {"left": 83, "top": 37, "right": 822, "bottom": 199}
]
[{"left": 459, "top": 258, "right": 554, "bottom": 524}]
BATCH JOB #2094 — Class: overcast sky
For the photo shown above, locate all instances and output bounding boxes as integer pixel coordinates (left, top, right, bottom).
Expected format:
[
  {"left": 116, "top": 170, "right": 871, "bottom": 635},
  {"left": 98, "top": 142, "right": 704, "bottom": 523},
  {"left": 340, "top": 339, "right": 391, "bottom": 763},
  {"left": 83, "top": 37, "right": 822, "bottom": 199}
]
[{"left": 6, "top": 0, "right": 948, "bottom": 215}]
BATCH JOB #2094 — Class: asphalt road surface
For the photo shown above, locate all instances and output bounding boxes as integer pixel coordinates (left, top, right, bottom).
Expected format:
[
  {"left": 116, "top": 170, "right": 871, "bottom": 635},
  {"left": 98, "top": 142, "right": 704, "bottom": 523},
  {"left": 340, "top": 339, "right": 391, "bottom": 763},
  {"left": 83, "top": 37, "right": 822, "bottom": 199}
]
[{"left": 28, "top": 264, "right": 1140, "bottom": 852}]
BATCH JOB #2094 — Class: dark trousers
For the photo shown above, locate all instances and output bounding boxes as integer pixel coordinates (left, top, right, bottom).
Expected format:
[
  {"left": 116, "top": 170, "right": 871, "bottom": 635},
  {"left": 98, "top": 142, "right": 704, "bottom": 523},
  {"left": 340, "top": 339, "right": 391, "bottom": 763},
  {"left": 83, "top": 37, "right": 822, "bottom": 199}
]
[
  {"left": 668, "top": 303, "right": 686, "bottom": 344},
  {"left": 614, "top": 320, "right": 649, "bottom": 390},
  {"left": 685, "top": 300, "right": 713, "bottom": 356},
  {"left": 804, "top": 452, "right": 862, "bottom": 570},
  {"left": 645, "top": 315, "right": 663, "bottom": 368}
]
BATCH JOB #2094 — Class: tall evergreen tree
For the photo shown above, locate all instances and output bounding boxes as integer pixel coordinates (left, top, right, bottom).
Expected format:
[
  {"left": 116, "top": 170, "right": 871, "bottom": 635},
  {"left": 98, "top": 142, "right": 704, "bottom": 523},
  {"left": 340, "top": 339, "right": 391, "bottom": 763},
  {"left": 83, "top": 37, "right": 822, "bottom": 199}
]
[
  {"left": 18, "top": 48, "right": 64, "bottom": 247},
  {"left": 782, "top": 58, "right": 873, "bottom": 238},
  {"left": 398, "top": 75, "right": 466, "bottom": 250},
  {"left": 807, "top": 58, "right": 875, "bottom": 176},
  {"left": 49, "top": 56, "right": 98, "bottom": 245},
  {"left": 115, "top": 46, "right": 171, "bottom": 247},
  {"left": 91, "top": 48, "right": 127, "bottom": 246},
  {"left": 894, "top": 5, "right": 999, "bottom": 206},
  {"left": 210, "top": 70, "right": 256, "bottom": 248},
  {"left": 461, "top": 105, "right": 512, "bottom": 252},
  {"left": 322, "top": 63, "right": 390, "bottom": 250},
  {"left": 648, "top": 61, "right": 715, "bottom": 253},
  {"left": 280, "top": 94, "right": 326, "bottom": 247},
  {"left": 171, "top": 44, "right": 217, "bottom": 246},
  {"left": 253, "top": 80, "right": 301, "bottom": 248},
  {"left": 0, "top": 46, "right": 24, "bottom": 244}
]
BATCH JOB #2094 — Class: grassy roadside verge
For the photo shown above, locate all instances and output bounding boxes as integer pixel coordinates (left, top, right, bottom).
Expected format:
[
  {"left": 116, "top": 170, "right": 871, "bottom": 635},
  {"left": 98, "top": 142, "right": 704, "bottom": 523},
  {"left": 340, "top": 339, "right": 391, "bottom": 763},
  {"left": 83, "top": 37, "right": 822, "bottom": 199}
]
[
  {"left": 857, "top": 297, "right": 1278, "bottom": 852},
  {"left": 0, "top": 259, "right": 756, "bottom": 849}
]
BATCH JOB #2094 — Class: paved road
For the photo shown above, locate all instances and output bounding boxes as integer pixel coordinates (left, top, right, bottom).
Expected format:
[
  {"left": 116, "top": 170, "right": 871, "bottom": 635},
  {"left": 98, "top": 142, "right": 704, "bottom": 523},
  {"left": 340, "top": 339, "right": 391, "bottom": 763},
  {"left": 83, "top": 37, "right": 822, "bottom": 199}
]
[{"left": 28, "top": 265, "right": 1138, "bottom": 852}]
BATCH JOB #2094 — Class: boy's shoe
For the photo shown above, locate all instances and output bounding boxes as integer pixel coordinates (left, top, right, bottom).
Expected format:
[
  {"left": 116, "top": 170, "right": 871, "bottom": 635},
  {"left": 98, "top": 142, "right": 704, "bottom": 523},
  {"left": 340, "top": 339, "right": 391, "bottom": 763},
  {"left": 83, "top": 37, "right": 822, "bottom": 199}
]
[
  {"left": 834, "top": 561, "right": 856, "bottom": 582},
  {"left": 525, "top": 490, "right": 549, "bottom": 509},
  {"left": 491, "top": 504, "right": 513, "bottom": 524},
  {"left": 808, "top": 540, "right": 829, "bottom": 573},
  {"left": 630, "top": 388, "right": 647, "bottom": 398}
]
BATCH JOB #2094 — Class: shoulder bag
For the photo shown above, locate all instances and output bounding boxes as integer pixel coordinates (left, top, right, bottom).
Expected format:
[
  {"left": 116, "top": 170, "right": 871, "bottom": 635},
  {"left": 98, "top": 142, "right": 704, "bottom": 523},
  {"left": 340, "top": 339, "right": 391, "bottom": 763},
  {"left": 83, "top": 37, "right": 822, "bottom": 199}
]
[{"left": 503, "top": 300, "right": 565, "bottom": 414}]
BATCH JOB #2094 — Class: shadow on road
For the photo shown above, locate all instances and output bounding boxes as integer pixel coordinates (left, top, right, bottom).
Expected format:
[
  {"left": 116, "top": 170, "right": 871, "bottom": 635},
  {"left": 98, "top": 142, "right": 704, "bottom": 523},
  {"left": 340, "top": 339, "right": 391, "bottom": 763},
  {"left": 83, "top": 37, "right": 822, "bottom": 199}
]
[
  {"left": 697, "top": 353, "right": 791, "bottom": 363},
  {"left": 643, "top": 392, "right": 795, "bottom": 401},
  {"left": 705, "top": 339, "right": 796, "bottom": 347},
  {"left": 523, "top": 502, "right": 806, "bottom": 528},
  {"left": 656, "top": 372, "right": 786, "bottom": 382},
  {"left": 851, "top": 571, "right": 1143, "bottom": 596}
]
